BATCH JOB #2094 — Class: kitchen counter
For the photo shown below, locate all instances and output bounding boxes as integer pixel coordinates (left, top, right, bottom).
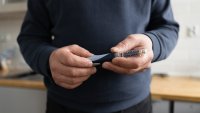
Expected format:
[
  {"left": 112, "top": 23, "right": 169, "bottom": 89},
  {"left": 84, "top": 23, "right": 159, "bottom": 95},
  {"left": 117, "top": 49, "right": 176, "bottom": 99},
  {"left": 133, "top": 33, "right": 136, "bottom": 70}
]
[
  {"left": 2, "top": 75, "right": 200, "bottom": 113},
  {"left": 151, "top": 75, "right": 200, "bottom": 102},
  {"left": 0, "top": 69, "right": 45, "bottom": 90},
  {"left": 0, "top": 79, "right": 45, "bottom": 90},
  {"left": 1, "top": 74, "right": 200, "bottom": 102},
  {"left": 151, "top": 75, "right": 200, "bottom": 113}
]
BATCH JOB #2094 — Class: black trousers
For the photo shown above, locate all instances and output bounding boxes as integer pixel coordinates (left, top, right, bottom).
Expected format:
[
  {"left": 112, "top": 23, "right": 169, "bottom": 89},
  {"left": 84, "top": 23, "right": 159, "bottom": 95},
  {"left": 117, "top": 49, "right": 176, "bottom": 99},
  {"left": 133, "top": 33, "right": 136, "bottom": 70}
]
[{"left": 46, "top": 95, "right": 152, "bottom": 113}]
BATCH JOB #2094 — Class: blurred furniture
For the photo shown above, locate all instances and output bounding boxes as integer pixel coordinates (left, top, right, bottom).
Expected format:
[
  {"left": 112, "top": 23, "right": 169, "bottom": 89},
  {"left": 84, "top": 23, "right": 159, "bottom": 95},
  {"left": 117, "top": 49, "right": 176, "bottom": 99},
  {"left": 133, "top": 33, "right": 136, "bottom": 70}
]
[
  {"left": 0, "top": 79, "right": 44, "bottom": 90},
  {"left": 151, "top": 75, "right": 200, "bottom": 113},
  {"left": 1, "top": 74, "right": 200, "bottom": 113},
  {"left": 0, "top": 70, "right": 44, "bottom": 89}
]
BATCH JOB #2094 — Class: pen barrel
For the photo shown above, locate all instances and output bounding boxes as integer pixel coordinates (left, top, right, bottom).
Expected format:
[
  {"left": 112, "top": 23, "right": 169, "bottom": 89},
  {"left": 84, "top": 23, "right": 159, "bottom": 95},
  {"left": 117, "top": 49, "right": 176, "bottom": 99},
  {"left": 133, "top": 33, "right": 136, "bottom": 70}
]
[
  {"left": 90, "top": 53, "right": 115, "bottom": 64},
  {"left": 115, "top": 49, "right": 147, "bottom": 57}
]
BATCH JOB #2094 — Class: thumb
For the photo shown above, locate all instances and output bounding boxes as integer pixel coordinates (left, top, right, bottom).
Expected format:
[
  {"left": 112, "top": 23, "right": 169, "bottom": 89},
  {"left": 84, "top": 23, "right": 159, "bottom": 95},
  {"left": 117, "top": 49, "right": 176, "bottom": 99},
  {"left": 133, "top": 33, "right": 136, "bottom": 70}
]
[
  {"left": 67, "top": 44, "right": 93, "bottom": 57},
  {"left": 111, "top": 35, "right": 139, "bottom": 53}
]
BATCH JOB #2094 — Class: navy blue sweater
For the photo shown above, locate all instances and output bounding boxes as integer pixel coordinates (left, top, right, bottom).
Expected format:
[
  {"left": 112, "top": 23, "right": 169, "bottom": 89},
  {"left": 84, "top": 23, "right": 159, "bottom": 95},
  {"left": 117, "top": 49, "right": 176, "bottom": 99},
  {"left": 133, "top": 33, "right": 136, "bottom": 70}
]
[{"left": 17, "top": 0, "right": 179, "bottom": 112}]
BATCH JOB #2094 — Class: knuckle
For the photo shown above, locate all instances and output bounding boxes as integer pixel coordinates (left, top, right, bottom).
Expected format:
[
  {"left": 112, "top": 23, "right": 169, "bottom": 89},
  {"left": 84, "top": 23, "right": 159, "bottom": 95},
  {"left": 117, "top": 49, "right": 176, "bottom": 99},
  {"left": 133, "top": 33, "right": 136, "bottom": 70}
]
[
  {"left": 64, "top": 50, "right": 71, "bottom": 56},
  {"left": 88, "top": 68, "right": 96, "bottom": 75},
  {"left": 84, "top": 69, "right": 91, "bottom": 76},
  {"left": 71, "top": 44, "right": 79, "bottom": 48},
  {"left": 60, "top": 83, "right": 74, "bottom": 89},
  {"left": 134, "top": 59, "right": 146, "bottom": 68},
  {"left": 52, "top": 74, "right": 58, "bottom": 80},
  {"left": 54, "top": 80, "right": 61, "bottom": 86},
  {"left": 119, "top": 41, "right": 127, "bottom": 48},
  {"left": 55, "top": 82, "right": 73, "bottom": 89},
  {"left": 52, "top": 49, "right": 59, "bottom": 56},
  {"left": 84, "top": 75, "right": 90, "bottom": 80},
  {"left": 52, "top": 75, "right": 63, "bottom": 84},
  {"left": 70, "top": 78, "right": 77, "bottom": 84},
  {"left": 127, "top": 35, "right": 133, "bottom": 39},
  {"left": 56, "top": 49, "right": 64, "bottom": 57},
  {"left": 127, "top": 34, "right": 135, "bottom": 40},
  {"left": 68, "top": 87, "right": 74, "bottom": 89},
  {"left": 126, "top": 70, "right": 134, "bottom": 75},
  {"left": 67, "top": 57, "right": 75, "bottom": 64},
  {"left": 50, "top": 64, "right": 58, "bottom": 71},
  {"left": 133, "top": 63, "right": 140, "bottom": 69},
  {"left": 69, "top": 69, "right": 77, "bottom": 76},
  {"left": 68, "top": 85, "right": 78, "bottom": 89},
  {"left": 51, "top": 73, "right": 58, "bottom": 80}
]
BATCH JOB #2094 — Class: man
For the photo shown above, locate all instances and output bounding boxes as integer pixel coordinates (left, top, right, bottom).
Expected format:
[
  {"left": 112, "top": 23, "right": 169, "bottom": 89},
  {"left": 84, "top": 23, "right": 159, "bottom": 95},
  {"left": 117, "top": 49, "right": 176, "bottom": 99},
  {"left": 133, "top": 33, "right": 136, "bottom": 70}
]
[{"left": 17, "top": 0, "right": 179, "bottom": 113}]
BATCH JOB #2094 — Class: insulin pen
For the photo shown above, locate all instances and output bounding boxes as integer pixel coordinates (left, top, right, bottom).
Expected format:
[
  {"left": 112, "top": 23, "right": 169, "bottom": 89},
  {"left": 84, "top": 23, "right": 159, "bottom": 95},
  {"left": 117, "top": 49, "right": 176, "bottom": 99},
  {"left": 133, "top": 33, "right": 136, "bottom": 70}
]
[{"left": 89, "top": 49, "right": 147, "bottom": 66}]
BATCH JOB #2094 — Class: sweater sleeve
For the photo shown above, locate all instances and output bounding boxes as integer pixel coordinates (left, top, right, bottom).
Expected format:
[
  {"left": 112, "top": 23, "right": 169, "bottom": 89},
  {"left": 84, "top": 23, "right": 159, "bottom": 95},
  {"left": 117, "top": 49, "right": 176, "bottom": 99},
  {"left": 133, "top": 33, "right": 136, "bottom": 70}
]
[
  {"left": 144, "top": 0, "right": 179, "bottom": 62},
  {"left": 17, "top": 0, "right": 56, "bottom": 77}
]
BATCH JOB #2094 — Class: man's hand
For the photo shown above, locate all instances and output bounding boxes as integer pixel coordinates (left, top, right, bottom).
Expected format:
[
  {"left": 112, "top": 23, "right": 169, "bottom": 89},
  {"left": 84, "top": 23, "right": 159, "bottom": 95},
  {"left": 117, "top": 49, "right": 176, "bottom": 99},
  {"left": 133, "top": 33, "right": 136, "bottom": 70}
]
[
  {"left": 102, "top": 34, "right": 154, "bottom": 75},
  {"left": 49, "top": 44, "right": 96, "bottom": 89}
]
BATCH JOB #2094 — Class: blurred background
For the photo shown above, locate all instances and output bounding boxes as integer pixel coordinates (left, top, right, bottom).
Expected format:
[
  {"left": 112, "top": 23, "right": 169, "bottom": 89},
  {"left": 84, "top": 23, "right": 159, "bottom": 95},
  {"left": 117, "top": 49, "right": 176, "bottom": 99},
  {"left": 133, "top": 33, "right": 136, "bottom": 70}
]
[{"left": 0, "top": 0, "right": 200, "bottom": 113}]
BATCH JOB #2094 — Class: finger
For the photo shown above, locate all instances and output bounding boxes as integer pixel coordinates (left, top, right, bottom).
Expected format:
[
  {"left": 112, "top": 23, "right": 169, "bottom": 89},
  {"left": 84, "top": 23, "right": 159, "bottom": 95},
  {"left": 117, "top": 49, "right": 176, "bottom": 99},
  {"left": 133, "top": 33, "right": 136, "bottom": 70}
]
[
  {"left": 53, "top": 73, "right": 91, "bottom": 85},
  {"left": 59, "top": 82, "right": 83, "bottom": 89},
  {"left": 65, "top": 76, "right": 91, "bottom": 85},
  {"left": 138, "top": 62, "right": 151, "bottom": 72},
  {"left": 57, "top": 64, "right": 96, "bottom": 77},
  {"left": 102, "top": 62, "right": 138, "bottom": 75},
  {"left": 60, "top": 51, "right": 93, "bottom": 68},
  {"left": 146, "top": 62, "right": 151, "bottom": 68},
  {"left": 112, "top": 54, "right": 149, "bottom": 69},
  {"left": 131, "top": 61, "right": 151, "bottom": 72},
  {"left": 68, "top": 44, "right": 93, "bottom": 57},
  {"left": 111, "top": 35, "right": 142, "bottom": 53},
  {"left": 66, "top": 66, "right": 96, "bottom": 77}
]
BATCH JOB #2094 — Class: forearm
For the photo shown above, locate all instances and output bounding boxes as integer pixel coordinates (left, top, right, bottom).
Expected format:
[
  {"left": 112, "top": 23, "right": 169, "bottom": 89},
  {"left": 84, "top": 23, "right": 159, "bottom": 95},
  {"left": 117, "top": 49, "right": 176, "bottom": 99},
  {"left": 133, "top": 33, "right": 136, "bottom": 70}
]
[
  {"left": 17, "top": 35, "right": 56, "bottom": 76},
  {"left": 144, "top": 25, "right": 179, "bottom": 62},
  {"left": 17, "top": 0, "right": 57, "bottom": 77},
  {"left": 144, "top": 0, "right": 179, "bottom": 62}
]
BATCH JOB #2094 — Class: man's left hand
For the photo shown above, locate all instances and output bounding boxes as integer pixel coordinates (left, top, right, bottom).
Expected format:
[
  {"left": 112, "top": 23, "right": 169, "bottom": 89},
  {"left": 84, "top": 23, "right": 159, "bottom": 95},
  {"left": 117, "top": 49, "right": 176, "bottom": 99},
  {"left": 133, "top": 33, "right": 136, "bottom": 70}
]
[{"left": 102, "top": 34, "right": 154, "bottom": 75}]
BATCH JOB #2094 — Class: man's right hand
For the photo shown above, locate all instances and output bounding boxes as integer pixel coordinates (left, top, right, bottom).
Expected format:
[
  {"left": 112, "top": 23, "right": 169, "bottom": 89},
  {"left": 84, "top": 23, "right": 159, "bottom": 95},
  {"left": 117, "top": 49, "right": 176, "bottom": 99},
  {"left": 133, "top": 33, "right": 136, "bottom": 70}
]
[{"left": 49, "top": 44, "right": 96, "bottom": 89}]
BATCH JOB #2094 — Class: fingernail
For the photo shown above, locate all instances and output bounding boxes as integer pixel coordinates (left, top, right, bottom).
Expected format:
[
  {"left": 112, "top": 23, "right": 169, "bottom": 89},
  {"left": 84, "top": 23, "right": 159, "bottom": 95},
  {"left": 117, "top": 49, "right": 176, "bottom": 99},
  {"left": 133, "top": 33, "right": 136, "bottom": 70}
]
[
  {"left": 102, "top": 62, "right": 108, "bottom": 68},
  {"left": 89, "top": 61, "right": 93, "bottom": 66},
  {"left": 93, "top": 67, "right": 97, "bottom": 73},
  {"left": 87, "top": 60, "right": 93, "bottom": 66},
  {"left": 111, "top": 47, "right": 118, "bottom": 52}
]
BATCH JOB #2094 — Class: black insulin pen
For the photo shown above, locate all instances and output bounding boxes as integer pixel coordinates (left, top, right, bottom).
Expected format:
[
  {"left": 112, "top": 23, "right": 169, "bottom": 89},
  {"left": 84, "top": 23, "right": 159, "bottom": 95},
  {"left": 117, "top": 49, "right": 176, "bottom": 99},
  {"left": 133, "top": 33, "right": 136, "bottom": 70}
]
[{"left": 89, "top": 49, "right": 147, "bottom": 66}]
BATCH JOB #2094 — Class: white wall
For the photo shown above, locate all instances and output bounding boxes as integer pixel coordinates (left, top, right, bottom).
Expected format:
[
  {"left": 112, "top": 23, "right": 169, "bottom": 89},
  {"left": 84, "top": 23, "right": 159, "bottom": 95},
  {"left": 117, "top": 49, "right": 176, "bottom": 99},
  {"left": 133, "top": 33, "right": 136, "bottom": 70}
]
[{"left": 152, "top": 0, "right": 200, "bottom": 77}]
